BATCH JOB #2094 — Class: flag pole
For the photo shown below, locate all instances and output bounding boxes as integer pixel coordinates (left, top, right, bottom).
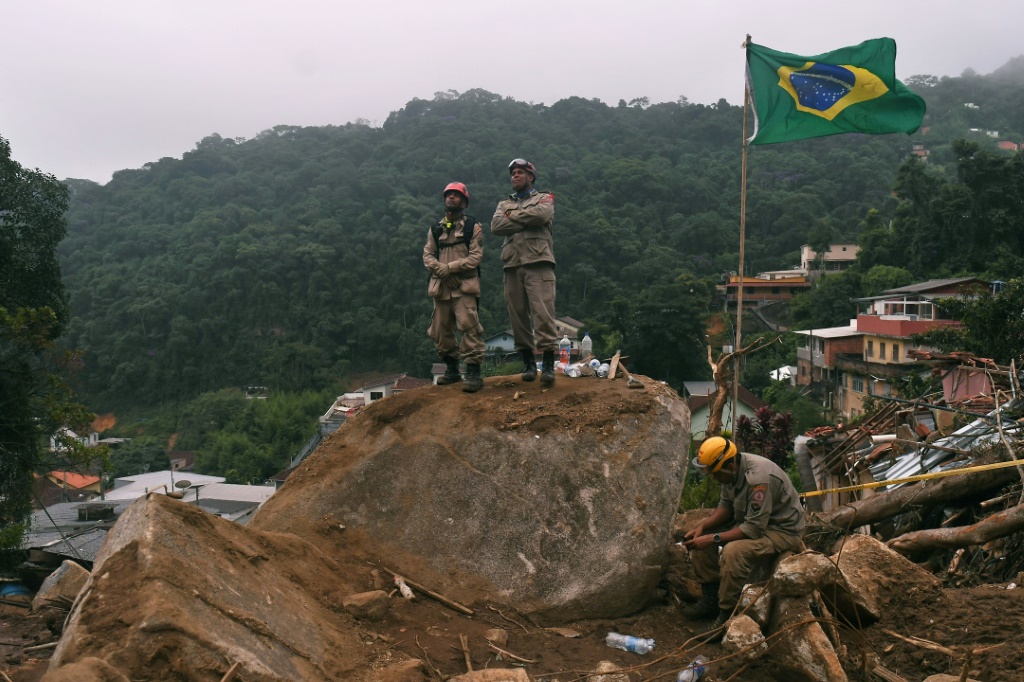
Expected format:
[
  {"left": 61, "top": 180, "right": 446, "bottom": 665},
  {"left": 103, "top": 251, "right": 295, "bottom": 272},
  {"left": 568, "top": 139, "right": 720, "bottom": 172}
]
[{"left": 731, "top": 35, "right": 752, "bottom": 436}]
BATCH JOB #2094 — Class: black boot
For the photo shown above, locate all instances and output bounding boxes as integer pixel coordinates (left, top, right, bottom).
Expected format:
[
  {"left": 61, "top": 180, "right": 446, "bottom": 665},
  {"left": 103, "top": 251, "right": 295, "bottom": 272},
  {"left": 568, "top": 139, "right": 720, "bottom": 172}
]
[
  {"left": 540, "top": 350, "right": 556, "bottom": 386},
  {"left": 520, "top": 349, "right": 537, "bottom": 382},
  {"left": 463, "top": 364, "right": 483, "bottom": 393},
  {"left": 681, "top": 582, "right": 720, "bottom": 620},
  {"left": 436, "top": 355, "right": 462, "bottom": 385},
  {"left": 700, "top": 608, "right": 732, "bottom": 644}
]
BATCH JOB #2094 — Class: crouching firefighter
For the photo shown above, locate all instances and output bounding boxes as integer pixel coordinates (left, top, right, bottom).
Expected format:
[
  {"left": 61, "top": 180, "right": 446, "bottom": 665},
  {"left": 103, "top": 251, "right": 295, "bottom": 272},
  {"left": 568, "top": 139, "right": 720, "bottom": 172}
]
[
  {"left": 682, "top": 436, "right": 806, "bottom": 641},
  {"left": 423, "top": 182, "right": 485, "bottom": 393}
]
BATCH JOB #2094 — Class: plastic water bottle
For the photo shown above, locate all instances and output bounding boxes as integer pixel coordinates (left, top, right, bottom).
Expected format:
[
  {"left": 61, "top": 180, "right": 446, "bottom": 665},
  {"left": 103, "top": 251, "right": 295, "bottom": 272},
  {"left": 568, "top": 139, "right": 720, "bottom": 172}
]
[
  {"left": 605, "top": 632, "right": 655, "bottom": 655},
  {"left": 677, "top": 655, "right": 709, "bottom": 681},
  {"left": 581, "top": 332, "right": 593, "bottom": 358},
  {"left": 597, "top": 362, "right": 610, "bottom": 378},
  {"left": 588, "top": 358, "right": 601, "bottom": 371},
  {"left": 559, "top": 335, "right": 571, "bottom": 363},
  {"left": 565, "top": 363, "right": 581, "bottom": 378}
]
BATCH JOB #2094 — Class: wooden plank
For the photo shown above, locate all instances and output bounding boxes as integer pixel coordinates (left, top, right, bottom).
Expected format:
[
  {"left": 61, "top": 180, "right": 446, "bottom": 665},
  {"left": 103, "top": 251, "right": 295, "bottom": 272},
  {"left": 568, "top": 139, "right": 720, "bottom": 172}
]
[
  {"left": 607, "top": 351, "right": 621, "bottom": 380},
  {"left": 375, "top": 564, "right": 474, "bottom": 615}
]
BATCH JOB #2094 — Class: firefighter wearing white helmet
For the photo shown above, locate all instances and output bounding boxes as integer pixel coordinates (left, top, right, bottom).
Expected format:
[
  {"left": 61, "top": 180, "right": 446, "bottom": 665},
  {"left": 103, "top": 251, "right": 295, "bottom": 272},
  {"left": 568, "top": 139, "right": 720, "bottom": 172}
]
[
  {"left": 490, "top": 158, "right": 558, "bottom": 385},
  {"left": 423, "top": 182, "right": 485, "bottom": 393},
  {"left": 681, "top": 436, "right": 806, "bottom": 641}
]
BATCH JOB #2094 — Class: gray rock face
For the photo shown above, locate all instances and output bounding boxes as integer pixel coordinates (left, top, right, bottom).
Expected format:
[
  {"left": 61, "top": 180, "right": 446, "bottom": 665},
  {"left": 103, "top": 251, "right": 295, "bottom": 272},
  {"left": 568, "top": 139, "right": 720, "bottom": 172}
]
[
  {"left": 32, "top": 560, "right": 90, "bottom": 612},
  {"left": 253, "top": 378, "right": 690, "bottom": 622},
  {"left": 43, "top": 495, "right": 367, "bottom": 682}
]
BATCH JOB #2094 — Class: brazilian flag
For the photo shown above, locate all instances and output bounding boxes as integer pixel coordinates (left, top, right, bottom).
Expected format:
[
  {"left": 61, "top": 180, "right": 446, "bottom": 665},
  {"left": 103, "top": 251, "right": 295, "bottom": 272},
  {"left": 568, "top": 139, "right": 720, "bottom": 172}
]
[{"left": 746, "top": 38, "right": 926, "bottom": 145}]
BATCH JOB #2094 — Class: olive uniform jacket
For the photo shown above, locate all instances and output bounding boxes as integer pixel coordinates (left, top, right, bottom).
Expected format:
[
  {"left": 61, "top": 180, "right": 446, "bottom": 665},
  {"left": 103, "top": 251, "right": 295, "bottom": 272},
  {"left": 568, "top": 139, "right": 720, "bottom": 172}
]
[
  {"left": 422, "top": 215, "right": 483, "bottom": 300},
  {"left": 490, "top": 189, "right": 555, "bottom": 269}
]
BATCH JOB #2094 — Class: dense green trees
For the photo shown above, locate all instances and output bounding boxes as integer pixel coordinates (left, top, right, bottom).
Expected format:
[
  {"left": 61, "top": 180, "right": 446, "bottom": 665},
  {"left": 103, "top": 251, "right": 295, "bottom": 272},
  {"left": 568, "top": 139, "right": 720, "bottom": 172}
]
[
  {"left": 915, "top": 278, "right": 1024, "bottom": 364},
  {"left": 50, "top": 62, "right": 1024, "bottom": 412},
  {"left": 58, "top": 93, "right": 927, "bottom": 409},
  {"left": 1, "top": 136, "right": 93, "bottom": 556}
]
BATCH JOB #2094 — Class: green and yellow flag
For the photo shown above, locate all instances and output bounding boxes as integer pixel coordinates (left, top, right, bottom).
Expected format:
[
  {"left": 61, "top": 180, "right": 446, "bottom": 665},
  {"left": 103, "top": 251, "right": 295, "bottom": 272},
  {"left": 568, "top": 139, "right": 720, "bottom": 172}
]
[{"left": 746, "top": 38, "right": 926, "bottom": 145}]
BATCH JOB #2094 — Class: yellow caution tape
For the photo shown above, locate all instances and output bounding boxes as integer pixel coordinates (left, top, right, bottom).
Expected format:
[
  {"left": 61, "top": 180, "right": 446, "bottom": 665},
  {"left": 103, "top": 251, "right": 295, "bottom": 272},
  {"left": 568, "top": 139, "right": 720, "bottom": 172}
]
[{"left": 801, "top": 458, "right": 1024, "bottom": 499}]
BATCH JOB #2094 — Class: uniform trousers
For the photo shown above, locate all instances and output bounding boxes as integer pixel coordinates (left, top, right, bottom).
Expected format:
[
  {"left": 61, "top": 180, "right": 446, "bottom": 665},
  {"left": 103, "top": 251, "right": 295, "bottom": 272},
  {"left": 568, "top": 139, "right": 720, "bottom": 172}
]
[{"left": 428, "top": 295, "right": 484, "bottom": 364}]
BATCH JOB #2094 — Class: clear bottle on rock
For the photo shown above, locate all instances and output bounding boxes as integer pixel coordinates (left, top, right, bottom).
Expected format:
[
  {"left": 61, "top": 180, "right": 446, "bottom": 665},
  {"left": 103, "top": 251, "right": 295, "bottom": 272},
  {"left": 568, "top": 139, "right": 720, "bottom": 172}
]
[{"left": 581, "top": 332, "right": 593, "bottom": 358}]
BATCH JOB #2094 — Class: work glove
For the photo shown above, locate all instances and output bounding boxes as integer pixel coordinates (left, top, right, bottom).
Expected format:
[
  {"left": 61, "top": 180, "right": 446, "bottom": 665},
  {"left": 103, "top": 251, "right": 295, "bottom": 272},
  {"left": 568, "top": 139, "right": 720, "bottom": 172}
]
[{"left": 434, "top": 263, "right": 451, "bottom": 278}]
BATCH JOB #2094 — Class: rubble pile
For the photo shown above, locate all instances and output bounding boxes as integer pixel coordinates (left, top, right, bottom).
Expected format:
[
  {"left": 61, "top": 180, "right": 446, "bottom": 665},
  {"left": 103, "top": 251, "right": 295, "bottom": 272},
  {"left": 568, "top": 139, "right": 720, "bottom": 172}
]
[{"left": 3, "top": 367, "right": 1024, "bottom": 681}]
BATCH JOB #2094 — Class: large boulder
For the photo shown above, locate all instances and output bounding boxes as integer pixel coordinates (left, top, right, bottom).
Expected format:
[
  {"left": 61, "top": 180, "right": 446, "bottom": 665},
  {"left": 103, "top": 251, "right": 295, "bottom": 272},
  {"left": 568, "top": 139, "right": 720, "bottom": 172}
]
[
  {"left": 252, "top": 377, "right": 690, "bottom": 622},
  {"left": 825, "top": 533, "right": 941, "bottom": 625},
  {"left": 44, "top": 494, "right": 367, "bottom": 681}
]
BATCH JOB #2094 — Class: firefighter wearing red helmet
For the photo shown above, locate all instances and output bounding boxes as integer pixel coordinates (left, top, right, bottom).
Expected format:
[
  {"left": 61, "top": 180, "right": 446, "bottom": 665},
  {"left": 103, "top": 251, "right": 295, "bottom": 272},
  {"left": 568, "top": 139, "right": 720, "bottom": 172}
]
[
  {"left": 423, "top": 182, "right": 485, "bottom": 392},
  {"left": 490, "top": 158, "right": 558, "bottom": 385}
]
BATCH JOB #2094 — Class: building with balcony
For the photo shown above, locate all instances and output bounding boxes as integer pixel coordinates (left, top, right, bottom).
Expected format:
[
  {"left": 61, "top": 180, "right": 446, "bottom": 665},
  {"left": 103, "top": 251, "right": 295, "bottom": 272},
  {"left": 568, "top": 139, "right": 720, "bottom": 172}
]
[
  {"left": 719, "top": 275, "right": 811, "bottom": 310},
  {"left": 796, "top": 278, "right": 988, "bottom": 419},
  {"left": 800, "top": 243, "right": 859, "bottom": 278}
]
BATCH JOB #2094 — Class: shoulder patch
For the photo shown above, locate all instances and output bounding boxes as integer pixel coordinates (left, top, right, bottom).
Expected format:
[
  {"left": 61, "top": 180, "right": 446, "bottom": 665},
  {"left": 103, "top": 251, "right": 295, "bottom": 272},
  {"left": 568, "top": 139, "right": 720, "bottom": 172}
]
[{"left": 750, "top": 484, "right": 767, "bottom": 512}]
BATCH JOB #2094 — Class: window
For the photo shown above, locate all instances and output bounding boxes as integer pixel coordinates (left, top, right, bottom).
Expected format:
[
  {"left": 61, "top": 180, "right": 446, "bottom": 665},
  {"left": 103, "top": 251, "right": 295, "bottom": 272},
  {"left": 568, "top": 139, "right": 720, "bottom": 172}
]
[
  {"left": 370, "top": 391, "right": 384, "bottom": 401},
  {"left": 852, "top": 376, "right": 864, "bottom": 392},
  {"left": 772, "top": 287, "right": 780, "bottom": 294},
  {"left": 880, "top": 342, "right": 887, "bottom": 360},
  {"left": 867, "top": 340, "right": 874, "bottom": 357},
  {"left": 893, "top": 343, "right": 900, "bottom": 361}
]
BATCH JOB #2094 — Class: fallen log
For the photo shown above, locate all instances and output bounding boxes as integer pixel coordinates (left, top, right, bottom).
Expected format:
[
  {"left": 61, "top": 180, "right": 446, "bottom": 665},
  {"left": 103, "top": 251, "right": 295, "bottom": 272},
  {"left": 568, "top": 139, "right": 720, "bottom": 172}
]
[
  {"left": 888, "top": 503, "right": 1024, "bottom": 554},
  {"left": 815, "top": 460, "right": 1019, "bottom": 531}
]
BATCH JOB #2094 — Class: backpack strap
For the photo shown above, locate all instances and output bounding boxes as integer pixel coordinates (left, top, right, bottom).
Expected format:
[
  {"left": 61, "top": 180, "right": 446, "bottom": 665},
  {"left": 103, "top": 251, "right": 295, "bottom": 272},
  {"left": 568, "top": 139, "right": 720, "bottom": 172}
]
[{"left": 431, "top": 215, "right": 480, "bottom": 278}]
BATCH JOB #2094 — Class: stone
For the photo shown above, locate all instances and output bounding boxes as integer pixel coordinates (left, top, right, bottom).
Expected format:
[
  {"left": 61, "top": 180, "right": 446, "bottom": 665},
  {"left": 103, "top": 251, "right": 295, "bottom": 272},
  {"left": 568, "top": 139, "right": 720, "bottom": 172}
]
[
  {"left": 343, "top": 590, "right": 390, "bottom": 621},
  {"left": 825, "top": 533, "right": 941, "bottom": 625},
  {"left": 448, "top": 670, "right": 530, "bottom": 682},
  {"left": 40, "top": 657, "right": 130, "bottom": 682},
  {"left": 722, "top": 614, "right": 767, "bottom": 661},
  {"left": 253, "top": 379, "right": 691, "bottom": 622},
  {"left": 736, "top": 584, "right": 772, "bottom": 626},
  {"left": 767, "top": 596, "right": 847, "bottom": 682},
  {"left": 367, "top": 658, "right": 427, "bottom": 682},
  {"left": 483, "top": 628, "right": 508, "bottom": 646},
  {"left": 32, "top": 560, "right": 90, "bottom": 612},
  {"left": 922, "top": 675, "right": 980, "bottom": 682},
  {"left": 44, "top": 495, "right": 367, "bottom": 681},
  {"left": 589, "top": 660, "right": 631, "bottom": 682},
  {"left": 772, "top": 551, "right": 843, "bottom": 598}
]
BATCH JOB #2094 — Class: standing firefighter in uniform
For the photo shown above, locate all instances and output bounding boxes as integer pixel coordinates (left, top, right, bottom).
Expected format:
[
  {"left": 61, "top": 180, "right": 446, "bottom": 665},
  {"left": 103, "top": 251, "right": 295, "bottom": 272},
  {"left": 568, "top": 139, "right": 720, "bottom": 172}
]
[
  {"left": 423, "top": 182, "right": 485, "bottom": 393},
  {"left": 490, "top": 158, "right": 558, "bottom": 385},
  {"left": 682, "top": 436, "right": 805, "bottom": 640}
]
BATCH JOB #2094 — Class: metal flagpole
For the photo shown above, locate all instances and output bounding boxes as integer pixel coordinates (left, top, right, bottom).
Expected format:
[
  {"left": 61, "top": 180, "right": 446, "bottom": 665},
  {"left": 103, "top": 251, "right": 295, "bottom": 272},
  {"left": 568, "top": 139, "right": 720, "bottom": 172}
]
[{"left": 732, "top": 35, "right": 752, "bottom": 434}]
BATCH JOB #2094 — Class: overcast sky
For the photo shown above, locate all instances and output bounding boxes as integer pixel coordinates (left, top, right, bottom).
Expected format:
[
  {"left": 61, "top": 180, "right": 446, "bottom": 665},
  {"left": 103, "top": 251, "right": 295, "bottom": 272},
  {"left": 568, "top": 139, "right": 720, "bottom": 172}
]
[{"left": 3, "top": 1, "right": 1022, "bottom": 183}]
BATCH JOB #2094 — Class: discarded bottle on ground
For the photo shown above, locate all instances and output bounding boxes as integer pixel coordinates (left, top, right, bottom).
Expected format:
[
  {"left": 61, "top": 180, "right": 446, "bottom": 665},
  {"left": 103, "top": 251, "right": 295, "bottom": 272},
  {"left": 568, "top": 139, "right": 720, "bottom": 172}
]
[
  {"left": 677, "top": 655, "right": 709, "bottom": 681},
  {"left": 605, "top": 632, "right": 655, "bottom": 654}
]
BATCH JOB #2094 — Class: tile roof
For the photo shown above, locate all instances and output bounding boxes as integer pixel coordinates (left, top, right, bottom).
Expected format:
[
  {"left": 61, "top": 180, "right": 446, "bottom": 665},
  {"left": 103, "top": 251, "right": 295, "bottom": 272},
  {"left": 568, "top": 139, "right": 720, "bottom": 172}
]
[
  {"left": 48, "top": 471, "right": 100, "bottom": 489},
  {"left": 393, "top": 376, "right": 431, "bottom": 390}
]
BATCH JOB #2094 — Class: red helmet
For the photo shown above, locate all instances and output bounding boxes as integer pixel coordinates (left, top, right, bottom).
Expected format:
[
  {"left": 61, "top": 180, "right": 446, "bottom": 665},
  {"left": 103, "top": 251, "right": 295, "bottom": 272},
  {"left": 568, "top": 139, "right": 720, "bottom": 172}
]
[
  {"left": 508, "top": 158, "right": 537, "bottom": 180},
  {"left": 443, "top": 182, "right": 469, "bottom": 206}
]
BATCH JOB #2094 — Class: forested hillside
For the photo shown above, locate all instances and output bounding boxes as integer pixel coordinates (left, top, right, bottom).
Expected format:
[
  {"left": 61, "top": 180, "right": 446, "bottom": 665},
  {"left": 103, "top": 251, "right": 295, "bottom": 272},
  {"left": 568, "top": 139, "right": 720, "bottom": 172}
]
[{"left": 58, "top": 64, "right": 1024, "bottom": 410}]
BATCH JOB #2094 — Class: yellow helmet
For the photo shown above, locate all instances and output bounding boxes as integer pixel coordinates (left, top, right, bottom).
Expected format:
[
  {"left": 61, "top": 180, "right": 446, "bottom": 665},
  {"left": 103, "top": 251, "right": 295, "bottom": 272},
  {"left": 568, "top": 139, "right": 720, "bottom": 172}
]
[{"left": 694, "top": 437, "right": 737, "bottom": 474}]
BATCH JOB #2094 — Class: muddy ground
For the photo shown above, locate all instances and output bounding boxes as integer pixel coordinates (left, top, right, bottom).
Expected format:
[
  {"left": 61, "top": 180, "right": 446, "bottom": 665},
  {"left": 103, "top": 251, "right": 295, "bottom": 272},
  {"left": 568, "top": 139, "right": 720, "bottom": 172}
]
[
  {"left": 3, "top": 373, "right": 1024, "bottom": 681},
  {"left": 4, "top": 578, "right": 1024, "bottom": 681}
]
